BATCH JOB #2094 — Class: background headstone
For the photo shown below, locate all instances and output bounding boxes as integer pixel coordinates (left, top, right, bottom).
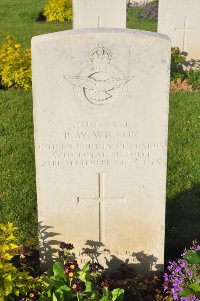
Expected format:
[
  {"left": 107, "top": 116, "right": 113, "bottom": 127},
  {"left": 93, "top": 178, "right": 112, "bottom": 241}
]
[
  {"left": 127, "top": 0, "right": 150, "bottom": 4},
  {"left": 32, "top": 28, "right": 170, "bottom": 272},
  {"left": 73, "top": 0, "right": 127, "bottom": 29},
  {"left": 158, "top": 0, "right": 200, "bottom": 60}
]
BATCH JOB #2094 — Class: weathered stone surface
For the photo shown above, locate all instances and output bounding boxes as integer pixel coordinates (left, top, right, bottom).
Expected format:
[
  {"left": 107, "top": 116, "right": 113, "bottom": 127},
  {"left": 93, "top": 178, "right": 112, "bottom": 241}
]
[
  {"left": 32, "top": 28, "right": 170, "bottom": 271},
  {"left": 73, "top": 0, "right": 126, "bottom": 29},
  {"left": 158, "top": 0, "right": 200, "bottom": 60}
]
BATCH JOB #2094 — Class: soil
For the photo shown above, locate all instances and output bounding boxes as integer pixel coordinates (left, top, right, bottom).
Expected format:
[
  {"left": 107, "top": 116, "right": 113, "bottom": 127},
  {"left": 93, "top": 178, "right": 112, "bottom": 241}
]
[
  {"left": 12, "top": 246, "right": 40, "bottom": 277},
  {"left": 170, "top": 79, "right": 194, "bottom": 92}
]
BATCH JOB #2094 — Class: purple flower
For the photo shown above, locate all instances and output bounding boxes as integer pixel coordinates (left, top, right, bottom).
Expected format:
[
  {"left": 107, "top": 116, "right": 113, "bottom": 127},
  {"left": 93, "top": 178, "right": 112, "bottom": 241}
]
[
  {"left": 128, "top": 0, "right": 158, "bottom": 22},
  {"left": 164, "top": 273, "right": 169, "bottom": 281},
  {"left": 180, "top": 297, "right": 188, "bottom": 301},
  {"left": 71, "top": 279, "right": 86, "bottom": 292},
  {"left": 187, "top": 269, "right": 193, "bottom": 277},
  {"left": 180, "top": 261, "right": 186, "bottom": 268},
  {"left": 173, "top": 292, "right": 179, "bottom": 300},
  {"left": 175, "top": 266, "right": 182, "bottom": 273}
]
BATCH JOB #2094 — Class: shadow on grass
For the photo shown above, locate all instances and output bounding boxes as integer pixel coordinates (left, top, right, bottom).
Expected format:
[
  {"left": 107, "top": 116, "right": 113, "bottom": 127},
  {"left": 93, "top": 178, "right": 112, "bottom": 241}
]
[
  {"left": 0, "top": 84, "right": 7, "bottom": 90},
  {"left": 36, "top": 11, "right": 46, "bottom": 22},
  {"left": 165, "top": 184, "right": 200, "bottom": 263}
]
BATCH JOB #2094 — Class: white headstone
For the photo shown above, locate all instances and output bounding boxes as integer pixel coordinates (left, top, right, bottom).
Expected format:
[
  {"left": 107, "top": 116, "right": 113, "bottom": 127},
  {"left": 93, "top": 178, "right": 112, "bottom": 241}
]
[
  {"left": 32, "top": 28, "right": 170, "bottom": 272},
  {"left": 158, "top": 0, "right": 200, "bottom": 60},
  {"left": 128, "top": 0, "right": 150, "bottom": 4},
  {"left": 73, "top": 0, "right": 127, "bottom": 29}
]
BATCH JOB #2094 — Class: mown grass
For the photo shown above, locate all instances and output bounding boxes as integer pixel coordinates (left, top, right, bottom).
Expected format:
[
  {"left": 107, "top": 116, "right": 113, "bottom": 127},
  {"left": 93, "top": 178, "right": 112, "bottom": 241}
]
[
  {"left": 127, "top": 9, "right": 157, "bottom": 32},
  {"left": 166, "top": 92, "right": 200, "bottom": 260},
  {"left": 0, "top": 90, "right": 36, "bottom": 244},
  {"left": 0, "top": 1, "right": 200, "bottom": 259},
  {"left": 0, "top": 0, "right": 69, "bottom": 48}
]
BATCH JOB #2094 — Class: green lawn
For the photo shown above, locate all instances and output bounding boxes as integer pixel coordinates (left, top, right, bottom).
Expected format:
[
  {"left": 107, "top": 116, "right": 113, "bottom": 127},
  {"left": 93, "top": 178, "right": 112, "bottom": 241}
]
[
  {"left": 0, "top": 0, "right": 69, "bottom": 48},
  {"left": 0, "top": 1, "right": 200, "bottom": 260},
  {"left": 0, "top": 90, "right": 36, "bottom": 244},
  {"left": 127, "top": 8, "right": 157, "bottom": 32},
  {"left": 166, "top": 92, "right": 200, "bottom": 260}
]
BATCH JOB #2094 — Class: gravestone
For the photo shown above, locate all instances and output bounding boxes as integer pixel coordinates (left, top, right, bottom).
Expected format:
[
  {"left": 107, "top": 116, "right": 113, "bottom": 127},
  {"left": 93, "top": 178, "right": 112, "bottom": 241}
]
[
  {"left": 32, "top": 7, "right": 171, "bottom": 272},
  {"left": 127, "top": 0, "right": 149, "bottom": 4},
  {"left": 158, "top": 0, "right": 200, "bottom": 60},
  {"left": 73, "top": 0, "right": 126, "bottom": 29}
]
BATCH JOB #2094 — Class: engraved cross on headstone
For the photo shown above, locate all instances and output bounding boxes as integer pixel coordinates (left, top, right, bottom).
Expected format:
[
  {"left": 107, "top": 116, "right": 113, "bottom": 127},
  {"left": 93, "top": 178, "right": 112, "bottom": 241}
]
[
  {"left": 175, "top": 16, "right": 195, "bottom": 51},
  {"left": 78, "top": 173, "right": 126, "bottom": 242},
  {"left": 98, "top": 16, "right": 101, "bottom": 28},
  {"left": 73, "top": 0, "right": 126, "bottom": 30}
]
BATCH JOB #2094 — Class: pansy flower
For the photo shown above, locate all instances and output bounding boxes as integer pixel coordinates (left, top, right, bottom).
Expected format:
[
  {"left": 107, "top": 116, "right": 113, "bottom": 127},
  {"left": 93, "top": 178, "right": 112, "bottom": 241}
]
[
  {"left": 27, "top": 291, "right": 38, "bottom": 301},
  {"left": 71, "top": 278, "right": 86, "bottom": 292}
]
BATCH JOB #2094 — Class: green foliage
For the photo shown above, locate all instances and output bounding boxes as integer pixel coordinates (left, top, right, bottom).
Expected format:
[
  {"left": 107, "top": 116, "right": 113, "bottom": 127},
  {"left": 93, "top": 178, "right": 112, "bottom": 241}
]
[
  {"left": 0, "top": 36, "right": 31, "bottom": 89},
  {"left": 0, "top": 90, "right": 38, "bottom": 246},
  {"left": 184, "top": 250, "right": 200, "bottom": 264},
  {"left": 187, "top": 69, "right": 200, "bottom": 90},
  {"left": 170, "top": 48, "right": 200, "bottom": 90},
  {"left": 179, "top": 248, "right": 200, "bottom": 300},
  {"left": 164, "top": 242, "right": 200, "bottom": 301},
  {"left": 127, "top": 0, "right": 158, "bottom": 22},
  {"left": 0, "top": 223, "right": 42, "bottom": 301},
  {"left": 0, "top": 0, "right": 70, "bottom": 49},
  {"left": 39, "top": 243, "right": 124, "bottom": 301},
  {"left": 170, "top": 47, "right": 187, "bottom": 81},
  {"left": 43, "top": 0, "right": 72, "bottom": 22}
]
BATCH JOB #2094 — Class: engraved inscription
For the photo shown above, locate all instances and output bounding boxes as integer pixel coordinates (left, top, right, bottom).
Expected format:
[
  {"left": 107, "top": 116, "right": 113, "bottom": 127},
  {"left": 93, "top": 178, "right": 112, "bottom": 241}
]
[
  {"left": 65, "top": 45, "right": 133, "bottom": 108},
  {"left": 76, "top": 249, "right": 147, "bottom": 265},
  {"left": 38, "top": 121, "right": 167, "bottom": 168}
]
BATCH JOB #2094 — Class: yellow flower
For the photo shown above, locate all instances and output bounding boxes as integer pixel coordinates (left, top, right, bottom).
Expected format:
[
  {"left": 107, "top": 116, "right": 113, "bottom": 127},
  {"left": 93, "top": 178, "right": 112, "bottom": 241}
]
[{"left": 68, "top": 272, "right": 74, "bottom": 278}]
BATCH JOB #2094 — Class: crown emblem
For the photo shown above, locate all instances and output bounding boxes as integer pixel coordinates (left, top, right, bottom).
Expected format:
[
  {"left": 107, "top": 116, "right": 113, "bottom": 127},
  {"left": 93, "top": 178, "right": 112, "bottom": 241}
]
[
  {"left": 65, "top": 45, "right": 134, "bottom": 107},
  {"left": 90, "top": 45, "right": 112, "bottom": 67}
]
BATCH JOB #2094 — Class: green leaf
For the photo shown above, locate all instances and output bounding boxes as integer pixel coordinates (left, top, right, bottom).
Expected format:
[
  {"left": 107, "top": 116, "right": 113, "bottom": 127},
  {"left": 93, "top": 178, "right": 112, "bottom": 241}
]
[
  {"left": 43, "top": 276, "right": 53, "bottom": 285},
  {"left": 179, "top": 289, "right": 193, "bottom": 297},
  {"left": 189, "top": 283, "right": 200, "bottom": 292},
  {"left": 111, "top": 288, "right": 124, "bottom": 301},
  {"left": 4, "top": 274, "right": 12, "bottom": 295},
  {"left": 82, "top": 262, "right": 90, "bottom": 273},
  {"left": 78, "top": 271, "right": 87, "bottom": 282},
  {"left": 90, "top": 291, "right": 100, "bottom": 300},
  {"left": 50, "top": 278, "right": 67, "bottom": 289},
  {"left": 53, "top": 261, "right": 66, "bottom": 279},
  {"left": 196, "top": 292, "right": 200, "bottom": 299},
  {"left": 85, "top": 281, "right": 92, "bottom": 292},
  {"left": 57, "top": 285, "right": 71, "bottom": 293},
  {"left": 99, "top": 296, "right": 109, "bottom": 301},
  {"left": 184, "top": 250, "right": 200, "bottom": 264},
  {"left": 53, "top": 292, "right": 58, "bottom": 301},
  {"left": 62, "top": 290, "right": 73, "bottom": 301}
]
